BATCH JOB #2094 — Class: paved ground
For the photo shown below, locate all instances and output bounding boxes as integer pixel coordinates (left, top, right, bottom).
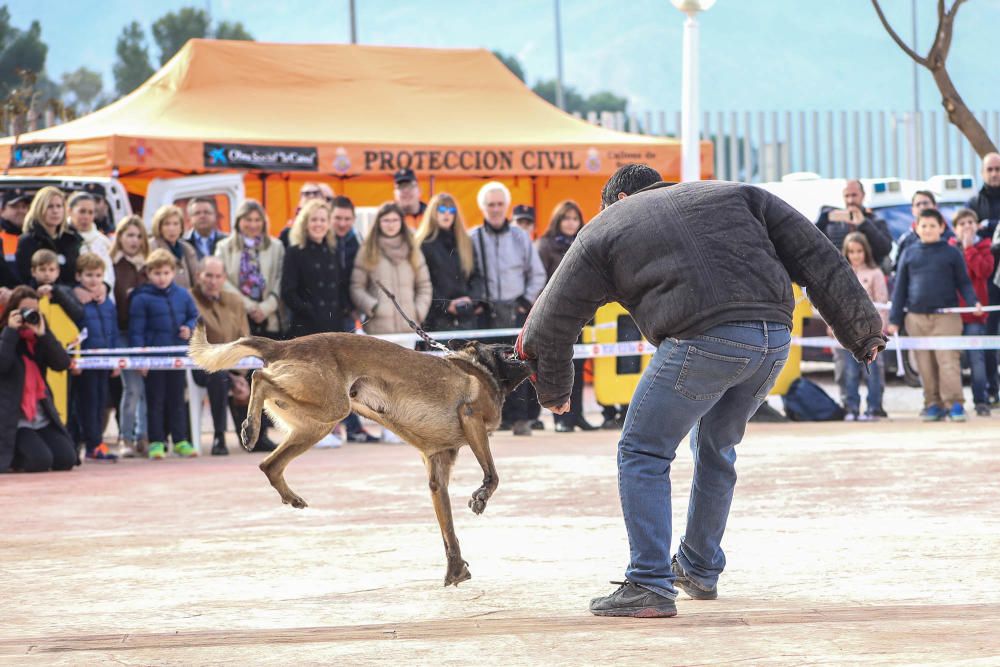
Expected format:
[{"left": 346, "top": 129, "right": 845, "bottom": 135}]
[{"left": 2, "top": 379, "right": 998, "bottom": 665}]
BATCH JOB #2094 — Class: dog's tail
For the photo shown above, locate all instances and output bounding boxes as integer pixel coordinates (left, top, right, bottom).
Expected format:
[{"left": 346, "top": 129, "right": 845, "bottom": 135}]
[{"left": 187, "top": 323, "right": 279, "bottom": 372}]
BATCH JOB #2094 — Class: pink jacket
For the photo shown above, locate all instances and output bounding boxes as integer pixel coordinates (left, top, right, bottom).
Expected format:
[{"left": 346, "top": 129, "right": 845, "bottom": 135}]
[{"left": 853, "top": 264, "right": 889, "bottom": 330}]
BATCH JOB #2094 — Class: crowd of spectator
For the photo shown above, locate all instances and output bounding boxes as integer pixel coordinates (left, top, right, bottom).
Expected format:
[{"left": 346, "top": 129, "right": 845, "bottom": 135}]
[{"left": 3, "top": 154, "right": 999, "bottom": 473}]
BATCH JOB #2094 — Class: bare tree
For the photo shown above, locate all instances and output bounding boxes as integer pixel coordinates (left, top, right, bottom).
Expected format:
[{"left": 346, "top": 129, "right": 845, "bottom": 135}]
[{"left": 872, "top": 0, "right": 997, "bottom": 157}]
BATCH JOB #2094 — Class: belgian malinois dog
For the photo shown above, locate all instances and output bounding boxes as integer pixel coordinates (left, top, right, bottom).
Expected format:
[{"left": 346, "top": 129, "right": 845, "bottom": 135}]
[{"left": 188, "top": 325, "right": 532, "bottom": 586}]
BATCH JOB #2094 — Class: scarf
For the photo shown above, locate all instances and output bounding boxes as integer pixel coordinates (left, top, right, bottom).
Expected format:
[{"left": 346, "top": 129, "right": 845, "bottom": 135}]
[
  {"left": 378, "top": 234, "right": 410, "bottom": 265},
  {"left": 18, "top": 329, "right": 47, "bottom": 422},
  {"left": 238, "top": 234, "right": 265, "bottom": 301},
  {"left": 113, "top": 250, "right": 145, "bottom": 272},
  {"left": 78, "top": 227, "right": 105, "bottom": 252},
  {"left": 163, "top": 238, "right": 185, "bottom": 262}
]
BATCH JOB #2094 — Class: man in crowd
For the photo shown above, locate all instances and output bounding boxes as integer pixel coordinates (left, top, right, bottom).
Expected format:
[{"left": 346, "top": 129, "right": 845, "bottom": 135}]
[
  {"left": 393, "top": 169, "right": 427, "bottom": 228},
  {"left": 968, "top": 152, "right": 1000, "bottom": 405},
  {"left": 184, "top": 197, "right": 228, "bottom": 260},
  {"left": 512, "top": 205, "right": 537, "bottom": 239},
  {"left": 1, "top": 188, "right": 30, "bottom": 279},
  {"left": 470, "top": 181, "right": 546, "bottom": 436},
  {"left": 816, "top": 179, "right": 892, "bottom": 265},
  {"left": 328, "top": 195, "right": 379, "bottom": 443},
  {"left": 191, "top": 256, "right": 276, "bottom": 454},
  {"left": 518, "top": 163, "right": 885, "bottom": 618}
]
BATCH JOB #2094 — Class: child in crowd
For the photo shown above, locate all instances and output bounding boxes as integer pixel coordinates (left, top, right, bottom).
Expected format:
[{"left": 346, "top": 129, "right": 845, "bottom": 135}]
[
  {"left": 111, "top": 215, "right": 149, "bottom": 456},
  {"left": 128, "top": 249, "right": 199, "bottom": 459},
  {"left": 888, "top": 208, "right": 982, "bottom": 422},
  {"left": 950, "top": 208, "right": 994, "bottom": 417},
  {"left": 30, "top": 249, "right": 83, "bottom": 326},
  {"left": 75, "top": 253, "right": 120, "bottom": 460},
  {"left": 840, "top": 233, "right": 889, "bottom": 420}
]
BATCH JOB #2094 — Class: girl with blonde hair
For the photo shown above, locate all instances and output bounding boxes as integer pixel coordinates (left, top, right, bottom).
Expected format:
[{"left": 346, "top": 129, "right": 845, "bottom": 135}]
[
  {"left": 149, "top": 204, "right": 198, "bottom": 289},
  {"left": 415, "top": 193, "right": 482, "bottom": 331},
  {"left": 15, "top": 187, "right": 82, "bottom": 286},
  {"left": 350, "top": 201, "right": 431, "bottom": 335}
]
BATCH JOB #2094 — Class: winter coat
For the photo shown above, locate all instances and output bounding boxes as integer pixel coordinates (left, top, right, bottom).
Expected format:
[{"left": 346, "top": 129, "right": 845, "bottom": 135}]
[
  {"left": 148, "top": 237, "right": 199, "bottom": 290},
  {"left": 469, "top": 221, "right": 546, "bottom": 306},
  {"left": 128, "top": 282, "right": 199, "bottom": 348},
  {"left": 0, "top": 325, "right": 71, "bottom": 472},
  {"left": 79, "top": 290, "right": 120, "bottom": 350},
  {"left": 519, "top": 181, "right": 887, "bottom": 407},
  {"left": 112, "top": 254, "right": 146, "bottom": 332},
  {"left": 281, "top": 240, "right": 343, "bottom": 337},
  {"left": 535, "top": 234, "right": 575, "bottom": 279},
  {"left": 889, "top": 241, "right": 978, "bottom": 325},
  {"left": 851, "top": 264, "right": 889, "bottom": 330},
  {"left": 335, "top": 230, "right": 361, "bottom": 319},
  {"left": 892, "top": 225, "right": 956, "bottom": 271},
  {"left": 815, "top": 209, "right": 892, "bottom": 263},
  {"left": 214, "top": 234, "right": 285, "bottom": 335},
  {"left": 969, "top": 185, "right": 1000, "bottom": 279},
  {"left": 420, "top": 230, "right": 484, "bottom": 331},
  {"left": 15, "top": 224, "right": 83, "bottom": 287},
  {"left": 350, "top": 247, "right": 432, "bottom": 335},
  {"left": 192, "top": 285, "right": 249, "bottom": 344},
  {"left": 949, "top": 237, "right": 994, "bottom": 324}
]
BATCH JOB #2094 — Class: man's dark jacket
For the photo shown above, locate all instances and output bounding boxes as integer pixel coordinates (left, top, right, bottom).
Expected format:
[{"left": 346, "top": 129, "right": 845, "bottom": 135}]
[
  {"left": 519, "top": 181, "right": 887, "bottom": 407},
  {"left": 815, "top": 208, "right": 892, "bottom": 263},
  {"left": 969, "top": 184, "right": 1000, "bottom": 279}
]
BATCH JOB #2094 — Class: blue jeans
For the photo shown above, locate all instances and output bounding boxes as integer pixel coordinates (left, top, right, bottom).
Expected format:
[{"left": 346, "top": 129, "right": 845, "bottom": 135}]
[
  {"left": 839, "top": 349, "right": 883, "bottom": 415},
  {"left": 963, "top": 321, "right": 988, "bottom": 405},
  {"left": 119, "top": 368, "right": 147, "bottom": 441},
  {"left": 618, "top": 321, "right": 790, "bottom": 599}
]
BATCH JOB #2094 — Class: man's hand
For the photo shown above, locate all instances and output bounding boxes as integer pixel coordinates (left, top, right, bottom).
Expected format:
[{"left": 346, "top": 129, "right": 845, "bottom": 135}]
[
  {"left": 73, "top": 286, "right": 94, "bottom": 304},
  {"left": 549, "top": 401, "right": 571, "bottom": 415},
  {"left": 178, "top": 325, "right": 192, "bottom": 341},
  {"left": 887, "top": 324, "right": 899, "bottom": 336},
  {"left": 249, "top": 308, "right": 266, "bottom": 324},
  {"left": 974, "top": 302, "right": 984, "bottom": 317}
]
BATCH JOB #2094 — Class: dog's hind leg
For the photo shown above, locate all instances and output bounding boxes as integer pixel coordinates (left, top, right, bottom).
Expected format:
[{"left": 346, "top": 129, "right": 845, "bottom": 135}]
[
  {"left": 460, "top": 412, "right": 498, "bottom": 516},
  {"left": 424, "top": 448, "right": 470, "bottom": 586},
  {"left": 240, "top": 371, "right": 301, "bottom": 452}
]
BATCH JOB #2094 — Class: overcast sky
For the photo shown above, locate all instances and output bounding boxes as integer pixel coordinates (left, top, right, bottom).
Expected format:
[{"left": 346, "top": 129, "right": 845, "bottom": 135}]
[{"left": 8, "top": 0, "right": 1000, "bottom": 115}]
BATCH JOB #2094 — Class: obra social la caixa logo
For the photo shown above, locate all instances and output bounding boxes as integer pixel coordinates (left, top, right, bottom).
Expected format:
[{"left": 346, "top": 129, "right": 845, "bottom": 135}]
[{"left": 203, "top": 143, "right": 318, "bottom": 172}]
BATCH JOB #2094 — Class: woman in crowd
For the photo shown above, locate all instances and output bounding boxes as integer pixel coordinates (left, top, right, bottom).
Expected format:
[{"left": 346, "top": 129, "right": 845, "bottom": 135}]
[
  {"left": 15, "top": 187, "right": 82, "bottom": 286},
  {"left": 215, "top": 199, "right": 285, "bottom": 337},
  {"left": 148, "top": 204, "right": 198, "bottom": 289},
  {"left": 282, "top": 199, "right": 341, "bottom": 338},
  {"left": 111, "top": 215, "right": 150, "bottom": 457},
  {"left": 350, "top": 202, "right": 432, "bottom": 335},
  {"left": 67, "top": 192, "right": 114, "bottom": 289},
  {"left": 0, "top": 286, "right": 76, "bottom": 473},
  {"left": 536, "top": 200, "right": 597, "bottom": 432},
  {"left": 415, "top": 193, "right": 482, "bottom": 332}
]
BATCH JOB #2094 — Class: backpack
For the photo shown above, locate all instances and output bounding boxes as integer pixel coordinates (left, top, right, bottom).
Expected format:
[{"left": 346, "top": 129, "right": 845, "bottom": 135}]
[{"left": 781, "top": 377, "right": 845, "bottom": 422}]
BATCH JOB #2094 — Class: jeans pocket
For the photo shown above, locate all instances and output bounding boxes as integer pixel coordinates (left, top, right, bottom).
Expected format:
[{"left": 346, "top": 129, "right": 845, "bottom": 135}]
[
  {"left": 754, "top": 358, "right": 787, "bottom": 400},
  {"left": 674, "top": 346, "right": 751, "bottom": 400}
]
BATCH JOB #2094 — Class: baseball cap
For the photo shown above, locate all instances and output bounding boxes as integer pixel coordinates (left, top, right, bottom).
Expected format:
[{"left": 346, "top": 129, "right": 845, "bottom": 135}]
[
  {"left": 2, "top": 188, "right": 31, "bottom": 207},
  {"left": 512, "top": 205, "right": 535, "bottom": 222},
  {"left": 393, "top": 168, "right": 417, "bottom": 185}
]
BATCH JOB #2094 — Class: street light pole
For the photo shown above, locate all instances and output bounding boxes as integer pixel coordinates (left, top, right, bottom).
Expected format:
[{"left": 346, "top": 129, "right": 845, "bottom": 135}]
[
  {"left": 349, "top": 0, "right": 358, "bottom": 44},
  {"left": 554, "top": 0, "right": 565, "bottom": 111},
  {"left": 672, "top": 0, "right": 715, "bottom": 182}
]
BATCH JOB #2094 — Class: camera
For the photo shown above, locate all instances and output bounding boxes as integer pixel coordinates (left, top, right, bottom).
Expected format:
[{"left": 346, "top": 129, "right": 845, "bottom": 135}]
[
  {"left": 20, "top": 308, "right": 40, "bottom": 326},
  {"left": 454, "top": 301, "right": 474, "bottom": 316}
]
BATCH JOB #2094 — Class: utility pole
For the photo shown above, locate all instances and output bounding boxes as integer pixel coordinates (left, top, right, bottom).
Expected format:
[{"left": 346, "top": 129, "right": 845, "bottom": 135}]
[
  {"left": 349, "top": 0, "right": 358, "bottom": 44},
  {"left": 554, "top": 0, "right": 565, "bottom": 110}
]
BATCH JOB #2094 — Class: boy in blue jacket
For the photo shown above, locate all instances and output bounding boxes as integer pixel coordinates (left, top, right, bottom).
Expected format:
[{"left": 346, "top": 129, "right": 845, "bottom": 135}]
[
  {"left": 76, "top": 253, "right": 120, "bottom": 460},
  {"left": 129, "top": 249, "right": 199, "bottom": 459},
  {"left": 889, "top": 208, "right": 982, "bottom": 421}
]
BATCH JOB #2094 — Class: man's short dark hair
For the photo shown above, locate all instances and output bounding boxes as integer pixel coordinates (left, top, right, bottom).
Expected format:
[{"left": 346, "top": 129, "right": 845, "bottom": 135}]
[
  {"left": 601, "top": 164, "right": 663, "bottom": 208},
  {"left": 918, "top": 207, "right": 945, "bottom": 226},
  {"left": 846, "top": 179, "right": 865, "bottom": 195},
  {"left": 187, "top": 196, "right": 218, "bottom": 213},
  {"left": 330, "top": 195, "right": 355, "bottom": 213}
]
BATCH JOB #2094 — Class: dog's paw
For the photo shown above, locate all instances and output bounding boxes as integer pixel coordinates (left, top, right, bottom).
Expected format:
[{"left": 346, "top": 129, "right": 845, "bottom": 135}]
[
  {"left": 282, "top": 494, "right": 308, "bottom": 509},
  {"left": 468, "top": 488, "right": 489, "bottom": 515},
  {"left": 240, "top": 420, "right": 258, "bottom": 452},
  {"left": 444, "top": 560, "right": 471, "bottom": 587}
]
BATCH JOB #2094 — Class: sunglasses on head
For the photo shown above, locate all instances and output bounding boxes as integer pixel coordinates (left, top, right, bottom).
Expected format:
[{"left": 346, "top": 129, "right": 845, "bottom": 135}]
[
  {"left": 301, "top": 189, "right": 322, "bottom": 198},
  {"left": 437, "top": 205, "right": 457, "bottom": 214}
]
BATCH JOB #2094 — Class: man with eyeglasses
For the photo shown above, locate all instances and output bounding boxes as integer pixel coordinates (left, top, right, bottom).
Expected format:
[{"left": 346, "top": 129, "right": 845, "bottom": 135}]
[{"left": 393, "top": 169, "right": 427, "bottom": 228}]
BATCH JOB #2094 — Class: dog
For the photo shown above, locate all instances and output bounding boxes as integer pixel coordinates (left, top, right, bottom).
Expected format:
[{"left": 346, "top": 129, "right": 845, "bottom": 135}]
[{"left": 188, "top": 325, "right": 532, "bottom": 586}]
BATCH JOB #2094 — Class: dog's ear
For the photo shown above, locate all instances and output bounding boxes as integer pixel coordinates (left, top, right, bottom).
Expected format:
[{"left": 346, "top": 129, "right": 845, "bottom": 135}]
[{"left": 447, "top": 338, "right": 475, "bottom": 351}]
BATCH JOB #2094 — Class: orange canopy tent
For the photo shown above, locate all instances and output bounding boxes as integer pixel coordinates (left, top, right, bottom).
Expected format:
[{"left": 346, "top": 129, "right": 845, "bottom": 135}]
[{"left": 0, "top": 39, "right": 708, "bottom": 232}]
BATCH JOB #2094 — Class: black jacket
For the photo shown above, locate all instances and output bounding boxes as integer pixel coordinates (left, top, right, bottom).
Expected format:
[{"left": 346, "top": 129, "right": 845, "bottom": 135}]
[
  {"left": 520, "top": 181, "right": 886, "bottom": 407},
  {"left": 815, "top": 208, "right": 892, "bottom": 263},
  {"left": 0, "top": 324, "right": 71, "bottom": 472},
  {"left": 281, "top": 240, "right": 342, "bottom": 337},
  {"left": 335, "top": 230, "right": 361, "bottom": 319},
  {"left": 15, "top": 225, "right": 83, "bottom": 287},
  {"left": 968, "top": 185, "right": 1000, "bottom": 278},
  {"left": 420, "top": 229, "right": 484, "bottom": 330},
  {"left": 183, "top": 228, "right": 228, "bottom": 260}
]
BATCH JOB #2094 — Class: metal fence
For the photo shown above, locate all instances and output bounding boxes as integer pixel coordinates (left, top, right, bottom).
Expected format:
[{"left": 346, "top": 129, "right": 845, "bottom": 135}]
[{"left": 578, "top": 109, "right": 1000, "bottom": 183}]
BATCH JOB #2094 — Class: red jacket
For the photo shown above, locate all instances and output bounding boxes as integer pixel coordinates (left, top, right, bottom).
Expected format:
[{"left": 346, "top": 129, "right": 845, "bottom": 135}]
[{"left": 950, "top": 237, "right": 994, "bottom": 324}]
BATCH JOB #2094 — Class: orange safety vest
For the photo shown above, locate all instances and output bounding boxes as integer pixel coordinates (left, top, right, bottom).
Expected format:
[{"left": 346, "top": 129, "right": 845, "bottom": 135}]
[{"left": 1, "top": 229, "right": 18, "bottom": 263}]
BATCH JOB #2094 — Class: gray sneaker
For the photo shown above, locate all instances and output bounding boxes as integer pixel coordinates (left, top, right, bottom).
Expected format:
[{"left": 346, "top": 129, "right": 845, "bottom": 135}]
[
  {"left": 671, "top": 557, "right": 718, "bottom": 600},
  {"left": 589, "top": 581, "right": 677, "bottom": 618}
]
